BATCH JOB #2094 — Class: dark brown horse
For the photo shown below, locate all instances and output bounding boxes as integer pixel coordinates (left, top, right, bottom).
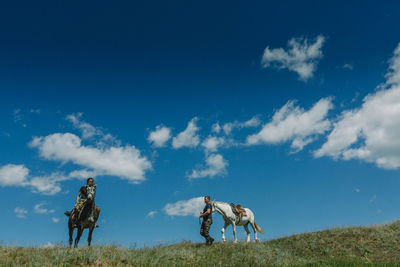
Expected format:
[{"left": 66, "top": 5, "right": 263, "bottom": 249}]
[{"left": 64, "top": 185, "right": 100, "bottom": 248}]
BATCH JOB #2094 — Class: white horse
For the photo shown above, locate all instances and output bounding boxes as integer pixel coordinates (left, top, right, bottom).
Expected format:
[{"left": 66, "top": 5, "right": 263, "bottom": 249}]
[{"left": 211, "top": 201, "right": 264, "bottom": 243}]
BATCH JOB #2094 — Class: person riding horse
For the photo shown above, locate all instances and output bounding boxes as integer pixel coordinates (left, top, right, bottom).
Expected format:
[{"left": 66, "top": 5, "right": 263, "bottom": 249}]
[
  {"left": 69, "top": 177, "right": 100, "bottom": 226},
  {"left": 64, "top": 177, "right": 101, "bottom": 248}
]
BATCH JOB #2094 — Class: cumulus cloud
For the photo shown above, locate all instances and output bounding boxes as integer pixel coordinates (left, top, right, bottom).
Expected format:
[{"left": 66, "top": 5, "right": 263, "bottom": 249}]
[
  {"left": 315, "top": 86, "right": 400, "bottom": 169},
  {"left": 188, "top": 154, "right": 228, "bottom": 179},
  {"left": 315, "top": 43, "right": 400, "bottom": 169},
  {"left": 222, "top": 116, "right": 261, "bottom": 135},
  {"left": 164, "top": 197, "right": 205, "bottom": 217},
  {"left": 211, "top": 123, "right": 222, "bottom": 134},
  {"left": 261, "top": 35, "right": 325, "bottom": 81},
  {"left": 0, "top": 164, "right": 29, "bottom": 187},
  {"left": 172, "top": 118, "right": 200, "bottom": 149},
  {"left": 148, "top": 125, "right": 172, "bottom": 147},
  {"left": 385, "top": 43, "right": 400, "bottom": 87},
  {"left": 52, "top": 217, "right": 60, "bottom": 223},
  {"left": 201, "top": 136, "right": 225, "bottom": 153},
  {"left": 247, "top": 98, "right": 333, "bottom": 152},
  {"left": 66, "top": 113, "right": 100, "bottom": 139},
  {"left": 29, "top": 133, "right": 151, "bottom": 183},
  {"left": 66, "top": 113, "right": 119, "bottom": 147},
  {"left": 29, "top": 173, "right": 63, "bottom": 195},
  {"left": 15, "top": 207, "right": 28, "bottom": 219},
  {"left": 34, "top": 202, "right": 55, "bottom": 214},
  {"left": 0, "top": 164, "right": 63, "bottom": 195}
]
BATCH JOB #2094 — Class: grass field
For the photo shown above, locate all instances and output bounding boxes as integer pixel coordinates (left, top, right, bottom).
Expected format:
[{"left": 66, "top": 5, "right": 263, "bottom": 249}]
[{"left": 2, "top": 221, "right": 400, "bottom": 266}]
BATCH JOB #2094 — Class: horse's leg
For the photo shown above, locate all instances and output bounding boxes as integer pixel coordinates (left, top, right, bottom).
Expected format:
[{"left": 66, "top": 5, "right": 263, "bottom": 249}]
[
  {"left": 74, "top": 226, "right": 84, "bottom": 248},
  {"left": 250, "top": 222, "right": 259, "bottom": 242},
  {"left": 221, "top": 222, "right": 229, "bottom": 242},
  {"left": 244, "top": 223, "right": 251, "bottom": 243},
  {"left": 68, "top": 219, "right": 74, "bottom": 248},
  {"left": 232, "top": 223, "right": 238, "bottom": 243},
  {"left": 88, "top": 226, "right": 94, "bottom": 246}
]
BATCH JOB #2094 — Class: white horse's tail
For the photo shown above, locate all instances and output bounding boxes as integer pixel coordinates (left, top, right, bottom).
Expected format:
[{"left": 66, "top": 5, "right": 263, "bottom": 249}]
[{"left": 255, "top": 222, "right": 264, "bottom": 234}]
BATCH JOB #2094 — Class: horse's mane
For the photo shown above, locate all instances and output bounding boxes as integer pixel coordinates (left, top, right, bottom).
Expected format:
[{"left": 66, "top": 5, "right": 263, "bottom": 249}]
[{"left": 213, "top": 201, "right": 230, "bottom": 206}]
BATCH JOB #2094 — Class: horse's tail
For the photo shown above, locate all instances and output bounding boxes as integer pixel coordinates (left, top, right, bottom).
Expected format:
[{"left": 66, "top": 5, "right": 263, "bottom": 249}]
[{"left": 255, "top": 222, "right": 264, "bottom": 234}]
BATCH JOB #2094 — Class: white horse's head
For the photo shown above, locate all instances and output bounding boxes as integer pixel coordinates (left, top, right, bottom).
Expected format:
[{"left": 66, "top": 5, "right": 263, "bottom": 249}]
[
  {"left": 86, "top": 184, "right": 96, "bottom": 201},
  {"left": 211, "top": 200, "right": 220, "bottom": 213}
]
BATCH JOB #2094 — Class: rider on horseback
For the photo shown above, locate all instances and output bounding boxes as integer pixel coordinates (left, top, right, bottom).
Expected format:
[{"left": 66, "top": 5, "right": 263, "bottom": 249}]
[{"left": 69, "top": 177, "right": 99, "bottom": 226}]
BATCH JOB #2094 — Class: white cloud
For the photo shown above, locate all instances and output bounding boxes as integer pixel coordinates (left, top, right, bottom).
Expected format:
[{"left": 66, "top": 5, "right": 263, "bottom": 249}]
[
  {"left": 188, "top": 154, "right": 228, "bottom": 179},
  {"left": 261, "top": 35, "right": 325, "bottom": 81},
  {"left": 164, "top": 197, "right": 205, "bottom": 217},
  {"left": 385, "top": 43, "right": 400, "bottom": 87},
  {"left": 15, "top": 207, "right": 28, "bottom": 219},
  {"left": 211, "top": 123, "right": 221, "bottom": 134},
  {"left": 30, "top": 133, "right": 151, "bottom": 183},
  {"left": 147, "top": 211, "right": 157, "bottom": 218},
  {"left": 0, "top": 164, "right": 62, "bottom": 195},
  {"left": 315, "top": 86, "right": 400, "bottom": 169},
  {"left": 29, "top": 173, "right": 63, "bottom": 195},
  {"left": 51, "top": 217, "right": 60, "bottom": 223},
  {"left": 148, "top": 125, "right": 172, "bottom": 147},
  {"left": 172, "top": 118, "right": 200, "bottom": 149},
  {"left": 34, "top": 202, "right": 55, "bottom": 214},
  {"left": 247, "top": 98, "right": 333, "bottom": 152},
  {"left": 66, "top": 113, "right": 100, "bottom": 139},
  {"left": 201, "top": 136, "right": 225, "bottom": 153},
  {"left": 222, "top": 116, "right": 261, "bottom": 135},
  {"left": 315, "top": 43, "right": 400, "bottom": 169},
  {"left": 0, "top": 164, "right": 29, "bottom": 187},
  {"left": 66, "top": 113, "right": 119, "bottom": 147}
]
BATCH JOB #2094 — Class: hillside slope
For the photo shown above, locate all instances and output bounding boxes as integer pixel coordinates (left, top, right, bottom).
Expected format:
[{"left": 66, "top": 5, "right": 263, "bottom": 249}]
[{"left": 2, "top": 221, "right": 400, "bottom": 266}]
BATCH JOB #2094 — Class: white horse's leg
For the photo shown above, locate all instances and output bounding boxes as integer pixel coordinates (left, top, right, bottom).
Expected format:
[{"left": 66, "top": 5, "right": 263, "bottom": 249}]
[
  {"left": 232, "top": 223, "right": 238, "bottom": 243},
  {"left": 244, "top": 223, "right": 251, "bottom": 243},
  {"left": 221, "top": 222, "right": 229, "bottom": 242},
  {"left": 250, "top": 222, "right": 259, "bottom": 242}
]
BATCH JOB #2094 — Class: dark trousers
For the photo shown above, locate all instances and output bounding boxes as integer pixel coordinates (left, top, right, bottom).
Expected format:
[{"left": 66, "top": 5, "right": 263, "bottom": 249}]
[{"left": 200, "top": 218, "right": 213, "bottom": 242}]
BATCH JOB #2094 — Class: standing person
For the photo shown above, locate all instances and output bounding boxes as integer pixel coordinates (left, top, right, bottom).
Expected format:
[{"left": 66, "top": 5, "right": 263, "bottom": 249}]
[{"left": 199, "top": 196, "right": 214, "bottom": 245}]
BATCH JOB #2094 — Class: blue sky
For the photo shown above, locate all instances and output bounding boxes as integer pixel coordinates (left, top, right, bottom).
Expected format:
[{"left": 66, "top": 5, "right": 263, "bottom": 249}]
[{"left": 1, "top": 0, "right": 400, "bottom": 247}]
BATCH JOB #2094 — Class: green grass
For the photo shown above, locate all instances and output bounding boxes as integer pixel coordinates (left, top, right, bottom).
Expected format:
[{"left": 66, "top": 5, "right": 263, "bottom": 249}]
[{"left": 2, "top": 221, "right": 400, "bottom": 266}]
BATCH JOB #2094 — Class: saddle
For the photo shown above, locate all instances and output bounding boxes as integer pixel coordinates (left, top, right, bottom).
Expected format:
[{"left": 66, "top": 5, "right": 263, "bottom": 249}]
[{"left": 230, "top": 203, "right": 247, "bottom": 217}]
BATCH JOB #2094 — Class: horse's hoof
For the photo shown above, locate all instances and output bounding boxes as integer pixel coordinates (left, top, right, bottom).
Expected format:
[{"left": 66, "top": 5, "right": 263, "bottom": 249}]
[{"left": 255, "top": 239, "right": 260, "bottom": 243}]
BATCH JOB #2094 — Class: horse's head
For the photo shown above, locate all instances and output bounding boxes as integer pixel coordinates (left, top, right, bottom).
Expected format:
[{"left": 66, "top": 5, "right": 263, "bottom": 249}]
[
  {"left": 211, "top": 200, "right": 217, "bottom": 212},
  {"left": 86, "top": 184, "right": 96, "bottom": 201}
]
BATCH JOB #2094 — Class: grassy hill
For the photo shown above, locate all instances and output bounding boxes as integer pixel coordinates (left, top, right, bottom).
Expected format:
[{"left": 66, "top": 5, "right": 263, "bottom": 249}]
[{"left": 2, "top": 221, "right": 400, "bottom": 266}]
